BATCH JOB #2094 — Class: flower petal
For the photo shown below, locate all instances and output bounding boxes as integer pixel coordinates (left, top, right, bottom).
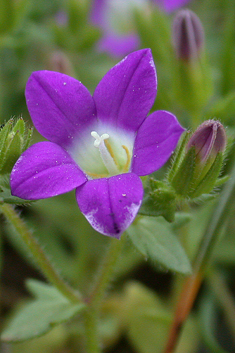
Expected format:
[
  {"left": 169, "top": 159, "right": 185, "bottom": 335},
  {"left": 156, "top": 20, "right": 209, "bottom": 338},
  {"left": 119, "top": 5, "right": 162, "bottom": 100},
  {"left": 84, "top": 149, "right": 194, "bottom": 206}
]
[
  {"left": 93, "top": 49, "right": 157, "bottom": 132},
  {"left": 10, "top": 142, "right": 87, "bottom": 200},
  {"left": 97, "top": 32, "right": 140, "bottom": 57},
  {"left": 131, "top": 110, "right": 184, "bottom": 176},
  {"left": 25, "top": 71, "right": 96, "bottom": 149},
  {"left": 76, "top": 173, "right": 143, "bottom": 238}
]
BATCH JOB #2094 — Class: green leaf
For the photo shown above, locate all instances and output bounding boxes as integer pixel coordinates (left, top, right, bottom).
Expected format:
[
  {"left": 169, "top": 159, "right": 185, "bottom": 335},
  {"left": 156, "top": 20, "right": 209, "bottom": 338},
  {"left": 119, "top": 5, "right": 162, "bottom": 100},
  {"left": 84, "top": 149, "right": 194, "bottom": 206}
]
[
  {"left": 123, "top": 282, "right": 172, "bottom": 353},
  {"left": 126, "top": 216, "right": 192, "bottom": 274},
  {"left": 171, "top": 212, "right": 192, "bottom": 231},
  {"left": 1, "top": 279, "right": 85, "bottom": 343}
]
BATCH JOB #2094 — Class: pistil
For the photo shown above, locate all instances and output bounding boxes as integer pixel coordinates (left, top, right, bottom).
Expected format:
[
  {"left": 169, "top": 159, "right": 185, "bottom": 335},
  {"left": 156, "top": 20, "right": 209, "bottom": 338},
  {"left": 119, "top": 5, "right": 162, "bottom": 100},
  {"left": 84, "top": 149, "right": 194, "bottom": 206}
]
[{"left": 91, "top": 131, "right": 119, "bottom": 176}]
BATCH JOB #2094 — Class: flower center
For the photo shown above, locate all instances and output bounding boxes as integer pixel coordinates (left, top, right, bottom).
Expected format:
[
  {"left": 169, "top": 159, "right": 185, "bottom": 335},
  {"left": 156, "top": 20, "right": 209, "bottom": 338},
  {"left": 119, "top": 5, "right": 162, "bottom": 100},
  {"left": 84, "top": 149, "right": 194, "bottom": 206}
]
[
  {"left": 70, "top": 126, "right": 133, "bottom": 179},
  {"left": 91, "top": 131, "right": 119, "bottom": 175}
]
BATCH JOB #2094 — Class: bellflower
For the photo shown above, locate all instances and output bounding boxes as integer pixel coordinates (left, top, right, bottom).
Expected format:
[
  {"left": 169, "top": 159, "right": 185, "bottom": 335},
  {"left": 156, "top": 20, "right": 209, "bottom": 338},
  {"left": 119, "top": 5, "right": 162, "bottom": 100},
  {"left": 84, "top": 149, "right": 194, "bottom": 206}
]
[
  {"left": 90, "top": 0, "right": 146, "bottom": 57},
  {"left": 90, "top": 0, "right": 192, "bottom": 57},
  {"left": 10, "top": 49, "right": 184, "bottom": 238}
]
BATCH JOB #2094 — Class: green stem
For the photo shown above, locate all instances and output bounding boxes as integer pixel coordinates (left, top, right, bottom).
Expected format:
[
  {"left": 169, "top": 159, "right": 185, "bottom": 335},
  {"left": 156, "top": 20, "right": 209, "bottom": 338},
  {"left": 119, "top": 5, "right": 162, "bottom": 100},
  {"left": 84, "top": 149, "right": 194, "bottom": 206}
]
[
  {"left": 0, "top": 203, "right": 81, "bottom": 303},
  {"left": 83, "top": 307, "right": 100, "bottom": 353},
  {"left": 89, "top": 236, "right": 124, "bottom": 308},
  {"left": 84, "top": 236, "right": 124, "bottom": 353}
]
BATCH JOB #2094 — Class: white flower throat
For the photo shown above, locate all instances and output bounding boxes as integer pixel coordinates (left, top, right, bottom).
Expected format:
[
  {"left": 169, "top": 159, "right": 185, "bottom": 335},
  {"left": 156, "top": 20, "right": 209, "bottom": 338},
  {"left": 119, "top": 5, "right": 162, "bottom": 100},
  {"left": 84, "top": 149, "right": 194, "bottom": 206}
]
[
  {"left": 89, "top": 130, "right": 131, "bottom": 177},
  {"left": 71, "top": 127, "right": 133, "bottom": 179}
]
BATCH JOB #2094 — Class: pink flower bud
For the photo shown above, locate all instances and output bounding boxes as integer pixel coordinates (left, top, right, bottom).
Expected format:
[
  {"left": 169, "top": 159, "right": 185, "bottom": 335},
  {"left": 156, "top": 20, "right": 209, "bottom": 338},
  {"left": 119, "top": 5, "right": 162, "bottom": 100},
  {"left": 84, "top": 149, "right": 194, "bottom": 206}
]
[
  {"left": 187, "top": 120, "right": 227, "bottom": 164},
  {"left": 172, "top": 9, "right": 204, "bottom": 61}
]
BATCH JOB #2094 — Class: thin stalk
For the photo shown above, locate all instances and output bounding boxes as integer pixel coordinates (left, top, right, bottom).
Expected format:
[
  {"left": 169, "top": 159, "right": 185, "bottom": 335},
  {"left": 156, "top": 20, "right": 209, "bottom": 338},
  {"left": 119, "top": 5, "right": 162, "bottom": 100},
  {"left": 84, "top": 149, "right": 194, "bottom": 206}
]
[
  {"left": 89, "top": 236, "right": 124, "bottom": 308},
  {"left": 0, "top": 203, "right": 81, "bottom": 303},
  {"left": 164, "top": 152, "right": 235, "bottom": 353},
  {"left": 164, "top": 272, "right": 202, "bottom": 353},
  {"left": 83, "top": 307, "right": 101, "bottom": 353},
  {"left": 84, "top": 236, "right": 124, "bottom": 353}
]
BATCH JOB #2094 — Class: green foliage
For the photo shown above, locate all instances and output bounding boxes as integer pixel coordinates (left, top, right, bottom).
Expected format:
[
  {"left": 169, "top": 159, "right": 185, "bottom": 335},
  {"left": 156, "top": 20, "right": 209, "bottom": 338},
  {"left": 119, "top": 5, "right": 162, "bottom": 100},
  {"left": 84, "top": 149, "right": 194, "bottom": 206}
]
[
  {"left": 122, "top": 282, "right": 172, "bottom": 353},
  {"left": 139, "top": 179, "right": 177, "bottom": 222},
  {"left": 0, "top": 118, "right": 32, "bottom": 175},
  {"left": 126, "top": 216, "right": 192, "bottom": 274},
  {"left": 204, "top": 91, "right": 235, "bottom": 123},
  {"left": 1, "top": 279, "right": 85, "bottom": 343}
]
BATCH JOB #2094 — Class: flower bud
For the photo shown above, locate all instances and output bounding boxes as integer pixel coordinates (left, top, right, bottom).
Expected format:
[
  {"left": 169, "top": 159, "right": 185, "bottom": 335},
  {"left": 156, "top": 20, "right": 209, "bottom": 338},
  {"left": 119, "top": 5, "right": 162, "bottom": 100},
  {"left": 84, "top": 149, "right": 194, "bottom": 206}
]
[
  {"left": 0, "top": 118, "right": 33, "bottom": 175},
  {"left": 187, "top": 120, "right": 227, "bottom": 164},
  {"left": 172, "top": 9, "right": 204, "bottom": 61},
  {"left": 169, "top": 121, "right": 227, "bottom": 199}
]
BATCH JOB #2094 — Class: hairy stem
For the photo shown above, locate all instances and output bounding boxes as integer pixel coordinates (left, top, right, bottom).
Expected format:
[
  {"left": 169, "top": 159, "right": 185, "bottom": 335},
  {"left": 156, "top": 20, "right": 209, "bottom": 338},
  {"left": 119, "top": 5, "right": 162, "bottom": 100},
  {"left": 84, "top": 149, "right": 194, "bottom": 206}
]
[
  {"left": 84, "top": 236, "right": 124, "bottom": 353},
  {"left": 89, "top": 236, "right": 124, "bottom": 307}
]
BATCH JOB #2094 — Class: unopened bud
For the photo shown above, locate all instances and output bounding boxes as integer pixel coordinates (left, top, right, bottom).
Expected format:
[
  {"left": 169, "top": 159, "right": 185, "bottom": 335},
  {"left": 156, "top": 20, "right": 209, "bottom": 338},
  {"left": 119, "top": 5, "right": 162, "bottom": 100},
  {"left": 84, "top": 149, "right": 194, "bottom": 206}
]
[
  {"left": 187, "top": 120, "right": 227, "bottom": 164},
  {"left": 0, "top": 118, "right": 33, "bottom": 175},
  {"left": 169, "top": 121, "right": 227, "bottom": 198},
  {"left": 172, "top": 9, "right": 204, "bottom": 61}
]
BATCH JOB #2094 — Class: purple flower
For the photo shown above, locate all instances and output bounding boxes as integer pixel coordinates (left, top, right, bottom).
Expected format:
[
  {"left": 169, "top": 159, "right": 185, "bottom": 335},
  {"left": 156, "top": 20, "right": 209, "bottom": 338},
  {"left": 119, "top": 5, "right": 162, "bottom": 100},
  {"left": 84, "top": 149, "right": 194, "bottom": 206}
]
[
  {"left": 10, "top": 49, "right": 184, "bottom": 238},
  {"left": 153, "top": 0, "right": 192, "bottom": 13},
  {"left": 90, "top": 0, "right": 145, "bottom": 57},
  {"left": 90, "top": 0, "right": 192, "bottom": 57}
]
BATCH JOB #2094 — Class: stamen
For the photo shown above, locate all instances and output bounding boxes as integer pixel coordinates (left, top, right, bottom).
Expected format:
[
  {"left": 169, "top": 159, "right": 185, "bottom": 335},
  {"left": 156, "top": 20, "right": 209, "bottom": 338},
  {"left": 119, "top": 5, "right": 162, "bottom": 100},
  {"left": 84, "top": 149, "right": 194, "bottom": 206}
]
[
  {"left": 122, "top": 145, "right": 131, "bottom": 172},
  {"left": 91, "top": 131, "right": 119, "bottom": 176},
  {"left": 104, "top": 139, "right": 119, "bottom": 167}
]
